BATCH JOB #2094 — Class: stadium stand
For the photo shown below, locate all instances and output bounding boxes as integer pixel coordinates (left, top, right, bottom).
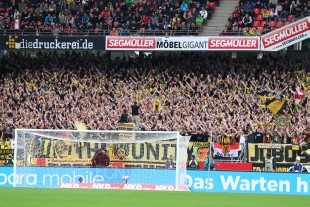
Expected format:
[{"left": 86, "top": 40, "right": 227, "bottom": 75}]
[
  {"left": 0, "top": 51, "right": 308, "bottom": 144},
  {"left": 0, "top": 0, "right": 219, "bottom": 36},
  {"left": 222, "top": 0, "right": 310, "bottom": 36}
]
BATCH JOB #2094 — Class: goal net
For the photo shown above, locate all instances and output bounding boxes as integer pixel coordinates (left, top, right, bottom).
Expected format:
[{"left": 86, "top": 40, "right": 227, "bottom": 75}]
[{"left": 13, "top": 129, "right": 189, "bottom": 191}]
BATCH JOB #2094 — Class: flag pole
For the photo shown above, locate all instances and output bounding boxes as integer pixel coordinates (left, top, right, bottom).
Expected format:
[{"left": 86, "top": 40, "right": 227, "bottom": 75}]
[{"left": 206, "top": 130, "right": 213, "bottom": 192}]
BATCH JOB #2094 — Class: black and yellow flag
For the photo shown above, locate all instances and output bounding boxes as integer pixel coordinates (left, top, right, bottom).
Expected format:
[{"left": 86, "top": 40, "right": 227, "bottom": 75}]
[
  {"left": 265, "top": 98, "right": 287, "bottom": 115},
  {"left": 258, "top": 91, "right": 287, "bottom": 114}
]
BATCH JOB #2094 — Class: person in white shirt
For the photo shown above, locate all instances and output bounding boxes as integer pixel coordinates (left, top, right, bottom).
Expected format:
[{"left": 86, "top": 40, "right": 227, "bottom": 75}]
[
  {"left": 12, "top": 16, "right": 21, "bottom": 30},
  {"left": 199, "top": 7, "right": 208, "bottom": 26}
]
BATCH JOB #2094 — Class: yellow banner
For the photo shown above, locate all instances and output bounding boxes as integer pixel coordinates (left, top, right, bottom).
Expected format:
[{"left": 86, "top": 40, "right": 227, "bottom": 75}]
[{"left": 37, "top": 139, "right": 177, "bottom": 165}]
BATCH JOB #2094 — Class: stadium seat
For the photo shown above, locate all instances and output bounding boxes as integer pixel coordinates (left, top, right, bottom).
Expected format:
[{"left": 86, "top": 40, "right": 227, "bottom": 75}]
[
  {"left": 113, "top": 21, "right": 118, "bottom": 28},
  {"left": 255, "top": 15, "right": 263, "bottom": 21},
  {"left": 261, "top": 21, "right": 266, "bottom": 27},
  {"left": 276, "top": 21, "right": 284, "bottom": 28},
  {"left": 284, "top": 21, "right": 291, "bottom": 26},
  {"left": 253, "top": 21, "right": 261, "bottom": 27},
  {"left": 257, "top": 27, "right": 264, "bottom": 33},
  {"left": 254, "top": 8, "right": 261, "bottom": 15},
  {"left": 210, "top": 2, "right": 216, "bottom": 8},
  {"left": 260, "top": 9, "right": 265, "bottom": 15},
  {"left": 269, "top": 21, "right": 276, "bottom": 27},
  {"left": 288, "top": 15, "right": 294, "bottom": 22}
]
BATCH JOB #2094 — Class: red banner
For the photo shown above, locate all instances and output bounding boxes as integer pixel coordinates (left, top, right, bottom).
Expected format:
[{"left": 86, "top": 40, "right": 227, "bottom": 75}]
[
  {"left": 106, "top": 37, "right": 156, "bottom": 50},
  {"left": 208, "top": 37, "right": 260, "bottom": 50}
]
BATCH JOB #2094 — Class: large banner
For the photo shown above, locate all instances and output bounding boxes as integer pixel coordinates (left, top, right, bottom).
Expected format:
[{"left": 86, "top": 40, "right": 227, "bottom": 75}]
[
  {"left": 261, "top": 17, "right": 310, "bottom": 51},
  {"left": 25, "top": 139, "right": 178, "bottom": 167},
  {"left": 248, "top": 143, "right": 310, "bottom": 165},
  {"left": 106, "top": 36, "right": 208, "bottom": 51},
  {"left": 0, "top": 35, "right": 105, "bottom": 50},
  {"left": 105, "top": 36, "right": 260, "bottom": 51},
  {"left": 1, "top": 167, "right": 309, "bottom": 195},
  {"left": 185, "top": 170, "right": 310, "bottom": 194}
]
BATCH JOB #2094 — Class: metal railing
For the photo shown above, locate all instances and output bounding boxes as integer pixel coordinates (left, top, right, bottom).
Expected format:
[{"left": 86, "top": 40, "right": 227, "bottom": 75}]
[
  {"left": 0, "top": 12, "right": 308, "bottom": 37},
  {"left": 0, "top": 28, "right": 203, "bottom": 37}
]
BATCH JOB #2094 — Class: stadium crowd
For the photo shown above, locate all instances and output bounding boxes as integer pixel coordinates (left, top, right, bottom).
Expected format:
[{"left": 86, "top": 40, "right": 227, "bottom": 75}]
[
  {"left": 0, "top": 0, "right": 217, "bottom": 35},
  {"left": 0, "top": 52, "right": 308, "bottom": 144},
  {"left": 223, "top": 0, "right": 310, "bottom": 36}
]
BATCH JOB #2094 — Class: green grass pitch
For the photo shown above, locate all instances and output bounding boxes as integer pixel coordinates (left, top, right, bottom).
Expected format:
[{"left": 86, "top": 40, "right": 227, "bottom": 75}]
[{"left": 0, "top": 188, "right": 309, "bottom": 207}]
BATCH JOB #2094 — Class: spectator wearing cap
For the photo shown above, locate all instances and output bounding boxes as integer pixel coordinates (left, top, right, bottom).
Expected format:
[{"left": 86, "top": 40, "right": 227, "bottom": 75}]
[{"left": 292, "top": 157, "right": 303, "bottom": 172}]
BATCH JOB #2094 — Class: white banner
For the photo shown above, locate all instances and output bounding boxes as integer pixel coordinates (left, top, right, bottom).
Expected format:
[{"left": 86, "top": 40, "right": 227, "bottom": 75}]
[{"left": 261, "top": 17, "right": 310, "bottom": 51}]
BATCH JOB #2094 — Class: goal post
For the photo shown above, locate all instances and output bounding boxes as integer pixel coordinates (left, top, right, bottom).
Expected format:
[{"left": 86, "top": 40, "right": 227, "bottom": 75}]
[{"left": 13, "top": 129, "right": 189, "bottom": 191}]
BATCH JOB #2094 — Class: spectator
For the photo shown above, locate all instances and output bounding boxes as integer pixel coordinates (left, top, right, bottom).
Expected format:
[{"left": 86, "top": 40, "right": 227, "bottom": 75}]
[
  {"left": 11, "top": 15, "right": 21, "bottom": 29},
  {"left": 195, "top": 13, "right": 203, "bottom": 31},
  {"left": 82, "top": 13, "right": 89, "bottom": 27},
  {"left": 180, "top": 1, "right": 188, "bottom": 12},
  {"left": 292, "top": 157, "right": 303, "bottom": 172},
  {"left": 199, "top": 7, "right": 208, "bottom": 25},
  {"left": 188, "top": 155, "right": 198, "bottom": 169},
  {"left": 244, "top": 2, "right": 252, "bottom": 13},
  {"left": 242, "top": 13, "right": 253, "bottom": 27},
  {"left": 45, "top": 13, "right": 54, "bottom": 26},
  {"left": 93, "top": 149, "right": 110, "bottom": 168},
  {"left": 131, "top": 102, "right": 140, "bottom": 130},
  {"left": 119, "top": 109, "right": 129, "bottom": 124},
  {"left": 4, "top": 154, "right": 14, "bottom": 166},
  {"left": 110, "top": 27, "right": 118, "bottom": 36},
  {"left": 260, "top": 152, "right": 276, "bottom": 172}
]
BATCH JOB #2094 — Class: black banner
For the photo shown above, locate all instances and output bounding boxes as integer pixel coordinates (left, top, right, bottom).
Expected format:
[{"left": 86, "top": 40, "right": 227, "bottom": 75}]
[{"left": 0, "top": 35, "right": 105, "bottom": 50}]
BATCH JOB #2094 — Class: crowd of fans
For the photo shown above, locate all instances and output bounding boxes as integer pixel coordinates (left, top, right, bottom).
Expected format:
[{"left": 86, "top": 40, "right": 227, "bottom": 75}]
[
  {"left": 0, "top": 0, "right": 218, "bottom": 36},
  {"left": 222, "top": 0, "right": 310, "bottom": 36},
  {"left": 0, "top": 51, "right": 308, "bottom": 145}
]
